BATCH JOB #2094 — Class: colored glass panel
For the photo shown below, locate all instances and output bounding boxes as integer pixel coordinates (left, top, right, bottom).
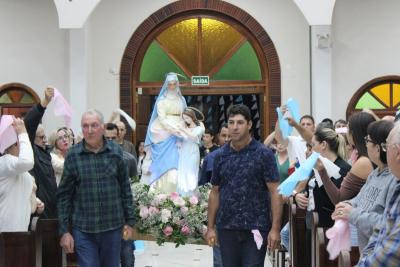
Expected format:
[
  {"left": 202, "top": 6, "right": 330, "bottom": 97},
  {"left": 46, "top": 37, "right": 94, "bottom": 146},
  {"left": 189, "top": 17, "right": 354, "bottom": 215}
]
[
  {"left": 393, "top": 83, "right": 400, "bottom": 107},
  {"left": 20, "top": 93, "right": 35, "bottom": 104},
  {"left": 0, "top": 93, "right": 12, "bottom": 104},
  {"left": 140, "top": 42, "right": 185, "bottom": 82},
  {"left": 157, "top": 18, "right": 198, "bottom": 75},
  {"left": 212, "top": 42, "right": 262, "bottom": 81},
  {"left": 201, "top": 18, "right": 243, "bottom": 74},
  {"left": 370, "top": 84, "right": 390, "bottom": 107},
  {"left": 355, "top": 92, "right": 386, "bottom": 109}
]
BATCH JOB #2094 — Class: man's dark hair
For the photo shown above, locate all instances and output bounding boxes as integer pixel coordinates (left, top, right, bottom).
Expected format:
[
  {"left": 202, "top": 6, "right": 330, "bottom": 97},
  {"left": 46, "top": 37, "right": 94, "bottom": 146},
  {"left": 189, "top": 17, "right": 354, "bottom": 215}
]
[
  {"left": 218, "top": 123, "right": 228, "bottom": 134},
  {"left": 227, "top": 104, "right": 251, "bottom": 122},
  {"left": 105, "top": 123, "right": 119, "bottom": 135},
  {"left": 204, "top": 128, "right": 215, "bottom": 136},
  {"left": 300, "top": 115, "right": 315, "bottom": 125}
]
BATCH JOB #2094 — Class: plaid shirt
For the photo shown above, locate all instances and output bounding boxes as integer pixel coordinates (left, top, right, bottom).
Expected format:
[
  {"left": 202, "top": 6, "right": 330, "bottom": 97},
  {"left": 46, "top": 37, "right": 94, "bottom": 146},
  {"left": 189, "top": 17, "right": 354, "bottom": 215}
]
[
  {"left": 57, "top": 139, "right": 135, "bottom": 235},
  {"left": 357, "top": 180, "right": 400, "bottom": 267}
]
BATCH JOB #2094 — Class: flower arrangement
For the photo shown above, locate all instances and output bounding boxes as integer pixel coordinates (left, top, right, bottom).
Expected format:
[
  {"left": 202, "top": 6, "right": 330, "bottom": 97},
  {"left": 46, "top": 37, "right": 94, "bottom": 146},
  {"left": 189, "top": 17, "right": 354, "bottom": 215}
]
[{"left": 131, "top": 182, "right": 211, "bottom": 247}]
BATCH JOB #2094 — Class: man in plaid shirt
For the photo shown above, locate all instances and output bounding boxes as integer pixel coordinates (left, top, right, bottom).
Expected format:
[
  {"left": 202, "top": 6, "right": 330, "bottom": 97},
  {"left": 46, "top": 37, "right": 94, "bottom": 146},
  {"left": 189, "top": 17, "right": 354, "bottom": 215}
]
[
  {"left": 57, "top": 109, "right": 135, "bottom": 267},
  {"left": 357, "top": 123, "right": 400, "bottom": 267}
]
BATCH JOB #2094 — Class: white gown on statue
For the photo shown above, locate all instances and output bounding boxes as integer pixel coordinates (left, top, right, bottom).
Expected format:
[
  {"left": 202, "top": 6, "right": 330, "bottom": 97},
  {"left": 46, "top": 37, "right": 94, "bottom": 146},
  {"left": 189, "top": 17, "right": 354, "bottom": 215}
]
[{"left": 177, "top": 125, "right": 205, "bottom": 195}]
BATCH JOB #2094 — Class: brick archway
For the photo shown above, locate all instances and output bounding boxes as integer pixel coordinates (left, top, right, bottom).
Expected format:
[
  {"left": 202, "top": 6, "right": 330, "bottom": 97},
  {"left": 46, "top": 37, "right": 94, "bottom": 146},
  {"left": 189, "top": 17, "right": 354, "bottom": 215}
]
[{"left": 120, "top": 0, "right": 281, "bottom": 140}]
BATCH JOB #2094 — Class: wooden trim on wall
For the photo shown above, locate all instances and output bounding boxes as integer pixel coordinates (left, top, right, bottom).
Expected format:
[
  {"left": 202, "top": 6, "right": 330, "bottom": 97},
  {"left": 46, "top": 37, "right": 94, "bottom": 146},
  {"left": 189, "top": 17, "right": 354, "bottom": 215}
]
[
  {"left": 120, "top": 0, "right": 281, "bottom": 140},
  {"left": 0, "top": 82, "right": 40, "bottom": 103},
  {"left": 346, "top": 75, "right": 400, "bottom": 119}
]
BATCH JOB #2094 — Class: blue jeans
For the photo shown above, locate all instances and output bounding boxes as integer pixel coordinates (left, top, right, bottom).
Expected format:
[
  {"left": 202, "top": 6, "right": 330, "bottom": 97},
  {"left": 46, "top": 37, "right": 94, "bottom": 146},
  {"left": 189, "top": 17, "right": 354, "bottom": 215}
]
[
  {"left": 213, "top": 245, "right": 223, "bottom": 267},
  {"left": 280, "top": 222, "right": 290, "bottom": 253},
  {"left": 121, "top": 239, "right": 135, "bottom": 267},
  {"left": 72, "top": 227, "right": 122, "bottom": 267},
  {"left": 218, "top": 229, "right": 267, "bottom": 267}
]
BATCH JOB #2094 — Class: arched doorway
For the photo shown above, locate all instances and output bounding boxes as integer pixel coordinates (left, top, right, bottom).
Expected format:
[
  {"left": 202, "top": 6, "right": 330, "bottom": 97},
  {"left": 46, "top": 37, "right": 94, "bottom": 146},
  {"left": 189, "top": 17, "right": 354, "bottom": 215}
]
[
  {"left": 0, "top": 83, "right": 40, "bottom": 117},
  {"left": 346, "top": 76, "right": 400, "bottom": 119},
  {"left": 120, "top": 0, "right": 281, "bottom": 142}
]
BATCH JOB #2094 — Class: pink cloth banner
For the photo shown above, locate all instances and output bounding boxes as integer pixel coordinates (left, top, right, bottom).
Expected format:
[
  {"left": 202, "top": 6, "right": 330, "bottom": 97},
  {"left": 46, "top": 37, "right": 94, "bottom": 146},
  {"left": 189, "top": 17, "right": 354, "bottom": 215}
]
[
  {"left": 0, "top": 115, "right": 18, "bottom": 154},
  {"left": 53, "top": 88, "right": 72, "bottom": 127},
  {"left": 326, "top": 219, "right": 351, "bottom": 260}
]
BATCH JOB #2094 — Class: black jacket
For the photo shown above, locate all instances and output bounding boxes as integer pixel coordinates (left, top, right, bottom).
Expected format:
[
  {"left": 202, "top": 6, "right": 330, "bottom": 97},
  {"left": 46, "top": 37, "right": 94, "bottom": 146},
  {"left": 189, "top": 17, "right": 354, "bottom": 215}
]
[{"left": 24, "top": 104, "right": 57, "bottom": 218}]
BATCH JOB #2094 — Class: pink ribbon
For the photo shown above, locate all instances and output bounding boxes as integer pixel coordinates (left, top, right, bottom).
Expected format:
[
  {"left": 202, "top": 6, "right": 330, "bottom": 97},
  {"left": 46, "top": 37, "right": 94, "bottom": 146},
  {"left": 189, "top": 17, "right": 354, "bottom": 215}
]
[
  {"left": 326, "top": 219, "right": 351, "bottom": 260},
  {"left": 252, "top": 229, "right": 263, "bottom": 250},
  {"left": 53, "top": 88, "right": 72, "bottom": 127},
  {"left": 0, "top": 115, "right": 18, "bottom": 154}
]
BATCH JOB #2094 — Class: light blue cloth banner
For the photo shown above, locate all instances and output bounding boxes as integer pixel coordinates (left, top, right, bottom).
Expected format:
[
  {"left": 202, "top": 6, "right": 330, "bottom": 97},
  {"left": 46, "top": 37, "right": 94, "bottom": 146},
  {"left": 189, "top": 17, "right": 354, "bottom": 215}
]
[
  {"left": 276, "top": 107, "right": 292, "bottom": 139},
  {"left": 276, "top": 98, "right": 301, "bottom": 139},
  {"left": 286, "top": 98, "right": 301, "bottom": 123},
  {"left": 278, "top": 152, "right": 320, "bottom": 196}
]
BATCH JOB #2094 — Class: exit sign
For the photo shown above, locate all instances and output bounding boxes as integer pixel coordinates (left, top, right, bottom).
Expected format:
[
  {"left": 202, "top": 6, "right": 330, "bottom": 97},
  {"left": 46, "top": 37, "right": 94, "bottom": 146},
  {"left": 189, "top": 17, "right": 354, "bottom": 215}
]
[{"left": 191, "top": 76, "right": 209, "bottom": 86}]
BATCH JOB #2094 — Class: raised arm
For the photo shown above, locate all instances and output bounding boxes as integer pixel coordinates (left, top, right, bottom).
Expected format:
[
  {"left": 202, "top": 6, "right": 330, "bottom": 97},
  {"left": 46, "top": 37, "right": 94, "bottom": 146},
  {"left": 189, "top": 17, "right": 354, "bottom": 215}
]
[
  {"left": 274, "top": 120, "right": 289, "bottom": 147},
  {"left": 318, "top": 157, "right": 372, "bottom": 204},
  {"left": 287, "top": 117, "right": 313, "bottom": 144},
  {"left": 1, "top": 119, "right": 34, "bottom": 176},
  {"left": 24, "top": 87, "right": 54, "bottom": 143},
  {"left": 263, "top": 131, "right": 275, "bottom": 147}
]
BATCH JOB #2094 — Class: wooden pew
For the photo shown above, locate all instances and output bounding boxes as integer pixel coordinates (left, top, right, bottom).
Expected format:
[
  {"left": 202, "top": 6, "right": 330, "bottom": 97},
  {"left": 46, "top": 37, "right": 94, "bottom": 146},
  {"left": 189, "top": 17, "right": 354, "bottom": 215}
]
[
  {"left": 338, "top": 248, "right": 360, "bottom": 267},
  {"left": 316, "top": 227, "right": 338, "bottom": 267},
  {"left": 289, "top": 197, "right": 307, "bottom": 267},
  {"left": 311, "top": 212, "right": 319, "bottom": 267},
  {"left": 0, "top": 217, "right": 42, "bottom": 267},
  {"left": 37, "top": 219, "right": 66, "bottom": 267}
]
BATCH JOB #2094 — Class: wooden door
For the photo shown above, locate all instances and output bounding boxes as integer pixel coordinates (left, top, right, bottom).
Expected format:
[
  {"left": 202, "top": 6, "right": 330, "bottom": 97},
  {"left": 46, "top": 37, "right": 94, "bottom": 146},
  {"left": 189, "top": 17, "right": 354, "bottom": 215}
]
[{"left": 1, "top": 106, "right": 32, "bottom": 118}]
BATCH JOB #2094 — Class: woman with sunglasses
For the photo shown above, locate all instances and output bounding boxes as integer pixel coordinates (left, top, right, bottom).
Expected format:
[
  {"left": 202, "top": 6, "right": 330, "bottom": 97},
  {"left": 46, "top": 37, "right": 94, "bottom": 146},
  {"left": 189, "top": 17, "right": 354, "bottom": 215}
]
[{"left": 331, "top": 120, "right": 396, "bottom": 251}]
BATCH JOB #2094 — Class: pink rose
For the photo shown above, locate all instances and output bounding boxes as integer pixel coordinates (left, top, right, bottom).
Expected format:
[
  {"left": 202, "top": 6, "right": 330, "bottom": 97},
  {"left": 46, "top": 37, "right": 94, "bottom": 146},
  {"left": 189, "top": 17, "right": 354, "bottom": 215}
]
[
  {"left": 181, "top": 225, "right": 191, "bottom": 235},
  {"left": 139, "top": 206, "right": 149, "bottom": 219},
  {"left": 148, "top": 206, "right": 159, "bottom": 216},
  {"left": 163, "top": 225, "right": 173, "bottom": 237},
  {"left": 189, "top": 195, "right": 199, "bottom": 206},
  {"left": 170, "top": 192, "right": 180, "bottom": 201},
  {"left": 172, "top": 197, "right": 186, "bottom": 207},
  {"left": 180, "top": 206, "right": 189, "bottom": 215}
]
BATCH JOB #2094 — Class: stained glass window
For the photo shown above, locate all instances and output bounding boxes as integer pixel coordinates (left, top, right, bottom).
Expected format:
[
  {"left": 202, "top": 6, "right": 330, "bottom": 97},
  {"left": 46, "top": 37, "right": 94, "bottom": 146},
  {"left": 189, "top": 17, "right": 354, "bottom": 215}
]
[
  {"left": 0, "top": 89, "right": 37, "bottom": 104},
  {"left": 139, "top": 17, "right": 262, "bottom": 82},
  {"left": 354, "top": 81, "right": 400, "bottom": 111}
]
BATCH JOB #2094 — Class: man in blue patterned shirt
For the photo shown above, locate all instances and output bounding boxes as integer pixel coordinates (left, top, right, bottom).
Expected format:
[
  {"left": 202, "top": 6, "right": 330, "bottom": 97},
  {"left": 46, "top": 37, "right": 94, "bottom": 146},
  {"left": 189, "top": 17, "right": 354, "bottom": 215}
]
[
  {"left": 57, "top": 110, "right": 135, "bottom": 267},
  {"left": 357, "top": 123, "right": 400, "bottom": 267},
  {"left": 206, "top": 104, "right": 282, "bottom": 267}
]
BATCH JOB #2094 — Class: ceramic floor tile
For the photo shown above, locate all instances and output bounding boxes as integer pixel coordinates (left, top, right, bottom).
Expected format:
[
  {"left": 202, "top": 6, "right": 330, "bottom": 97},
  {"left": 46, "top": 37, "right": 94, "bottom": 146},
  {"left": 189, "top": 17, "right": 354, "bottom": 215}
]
[{"left": 134, "top": 241, "right": 273, "bottom": 267}]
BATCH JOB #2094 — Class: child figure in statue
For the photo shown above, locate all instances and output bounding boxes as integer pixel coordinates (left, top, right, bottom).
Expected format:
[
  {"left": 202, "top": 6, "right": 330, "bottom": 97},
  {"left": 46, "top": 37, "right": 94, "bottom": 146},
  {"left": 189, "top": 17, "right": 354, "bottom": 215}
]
[
  {"left": 144, "top": 73, "right": 187, "bottom": 193},
  {"left": 176, "top": 108, "right": 205, "bottom": 195}
]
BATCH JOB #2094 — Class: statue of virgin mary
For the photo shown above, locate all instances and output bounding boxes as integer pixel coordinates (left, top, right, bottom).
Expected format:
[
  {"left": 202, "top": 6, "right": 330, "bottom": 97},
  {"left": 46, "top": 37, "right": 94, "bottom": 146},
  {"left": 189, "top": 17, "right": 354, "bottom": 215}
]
[{"left": 144, "top": 73, "right": 187, "bottom": 193}]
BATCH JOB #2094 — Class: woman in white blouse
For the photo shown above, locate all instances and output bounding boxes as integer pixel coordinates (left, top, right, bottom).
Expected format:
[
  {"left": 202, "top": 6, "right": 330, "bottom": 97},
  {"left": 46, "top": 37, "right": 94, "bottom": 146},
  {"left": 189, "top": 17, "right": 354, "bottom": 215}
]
[
  {"left": 49, "top": 128, "right": 73, "bottom": 186},
  {"left": 0, "top": 117, "right": 44, "bottom": 232}
]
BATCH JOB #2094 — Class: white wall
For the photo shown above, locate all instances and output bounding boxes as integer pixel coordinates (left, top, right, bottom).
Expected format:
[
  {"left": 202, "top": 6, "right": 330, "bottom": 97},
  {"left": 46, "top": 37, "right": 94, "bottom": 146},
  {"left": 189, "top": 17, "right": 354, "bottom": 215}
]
[
  {"left": 0, "top": 0, "right": 69, "bottom": 133},
  {"left": 311, "top": 25, "right": 332, "bottom": 123},
  {"left": 87, "top": 0, "right": 311, "bottom": 117},
  {"left": 332, "top": 0, "right": 400, "bottom": 120},
  {"left": 0, "top": 0, "right": 311, "bottom": 132}
]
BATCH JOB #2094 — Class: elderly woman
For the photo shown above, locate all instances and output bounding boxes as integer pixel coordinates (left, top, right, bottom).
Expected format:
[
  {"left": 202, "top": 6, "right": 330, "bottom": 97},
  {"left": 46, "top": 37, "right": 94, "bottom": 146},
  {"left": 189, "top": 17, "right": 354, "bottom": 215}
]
[
  {"left": 332, "top": 120, "right": 397, "bottom": 251},
  {"left": 0, "top": 117, "right": 44, "bottom": 232},
  {"left": 145, "top": 73, "right": 187, "bottom": 193}
]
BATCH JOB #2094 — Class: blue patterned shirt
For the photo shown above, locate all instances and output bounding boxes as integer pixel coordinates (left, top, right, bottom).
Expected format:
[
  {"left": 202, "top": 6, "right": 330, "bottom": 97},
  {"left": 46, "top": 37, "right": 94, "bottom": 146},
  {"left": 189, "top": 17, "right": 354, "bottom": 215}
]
[
  {"left": 211, "top": 139, "right": 279, "bottom": 231},
  {"left": 357, "top": 180, "right": 400, "bottom": 267}
]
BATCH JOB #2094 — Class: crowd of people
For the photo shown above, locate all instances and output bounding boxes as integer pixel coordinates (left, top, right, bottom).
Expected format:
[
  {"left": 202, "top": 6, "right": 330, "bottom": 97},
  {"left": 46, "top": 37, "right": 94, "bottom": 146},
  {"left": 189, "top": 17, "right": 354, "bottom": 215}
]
[{"left": 1, "top": 81, "right": 400, "bottom": 267}]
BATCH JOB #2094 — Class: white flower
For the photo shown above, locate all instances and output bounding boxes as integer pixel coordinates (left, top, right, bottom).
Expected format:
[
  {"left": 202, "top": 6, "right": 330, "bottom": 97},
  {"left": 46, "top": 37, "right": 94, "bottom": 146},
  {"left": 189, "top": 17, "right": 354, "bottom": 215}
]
[
  {"left": 161, "top": 208, "right": 172, "bottom": 223},
  {"left": 172, "top": 197, "right": 186, "bottom": 207}
]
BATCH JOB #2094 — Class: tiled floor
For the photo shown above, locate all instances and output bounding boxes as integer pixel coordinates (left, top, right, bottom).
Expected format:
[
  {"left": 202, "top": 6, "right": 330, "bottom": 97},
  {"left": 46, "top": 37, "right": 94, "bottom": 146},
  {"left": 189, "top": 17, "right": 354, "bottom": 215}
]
[{"left": 134, "top": 241, "right": 273, "bottom": 267}]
